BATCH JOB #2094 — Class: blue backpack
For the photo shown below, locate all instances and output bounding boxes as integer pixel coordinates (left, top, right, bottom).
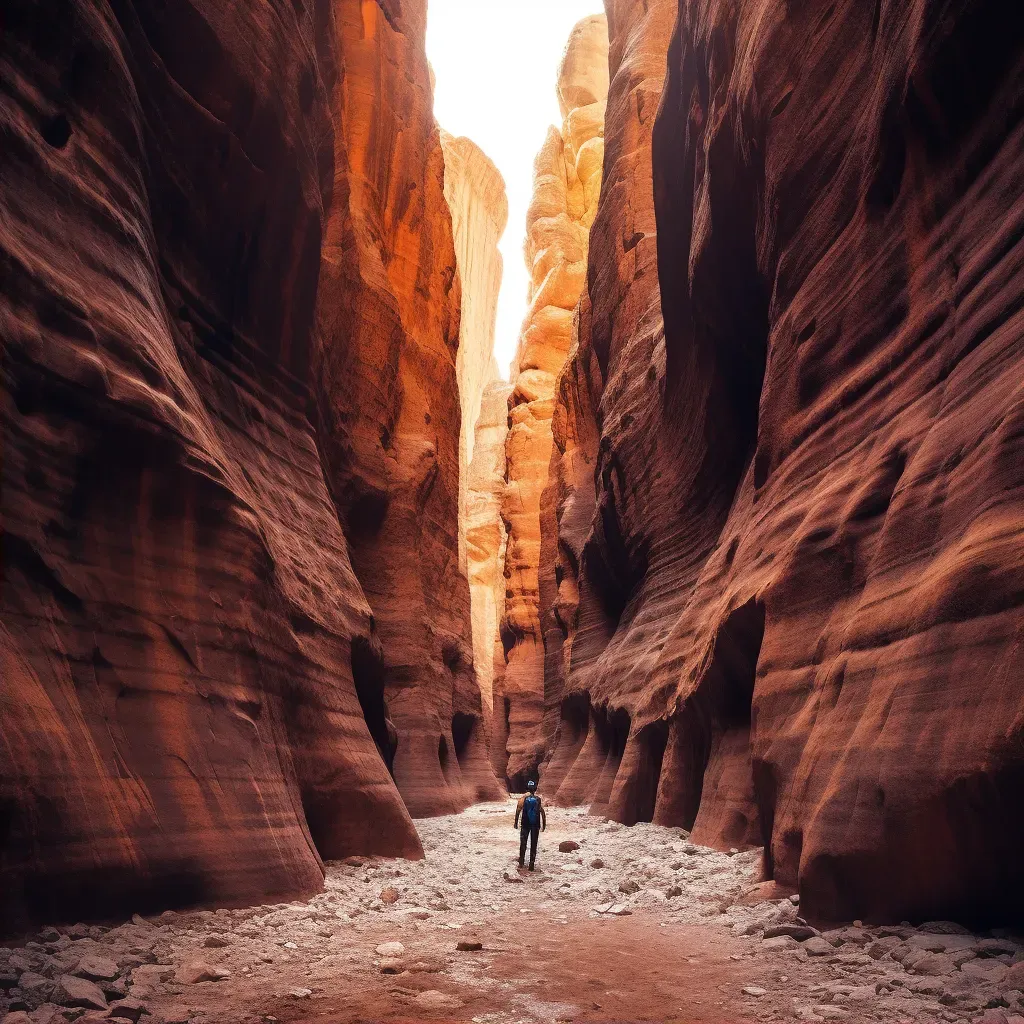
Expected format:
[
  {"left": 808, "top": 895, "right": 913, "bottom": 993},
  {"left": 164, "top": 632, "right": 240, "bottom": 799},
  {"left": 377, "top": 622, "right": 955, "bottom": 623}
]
[{"left": 523, "top": 794, "right": 541, "bottom": 828}]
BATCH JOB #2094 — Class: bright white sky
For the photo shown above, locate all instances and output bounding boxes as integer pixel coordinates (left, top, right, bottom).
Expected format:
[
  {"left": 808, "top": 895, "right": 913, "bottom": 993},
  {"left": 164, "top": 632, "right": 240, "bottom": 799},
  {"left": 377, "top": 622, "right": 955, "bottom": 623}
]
[{"left": 426, "top": 0, "right": 604, "bottom": 379}]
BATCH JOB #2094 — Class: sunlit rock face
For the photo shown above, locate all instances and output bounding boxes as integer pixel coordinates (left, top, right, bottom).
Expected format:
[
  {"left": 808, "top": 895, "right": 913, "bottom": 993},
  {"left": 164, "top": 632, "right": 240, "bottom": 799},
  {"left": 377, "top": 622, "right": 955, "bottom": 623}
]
[
  {"left": 465, "top": 380, "right": 514, "bottom": 795},
  {"left": 0, "top": 0, "right": 423, "bottom": 932},
  {"left": 498, "top": 15, "right": 609, "bottom": 788},
  {"left": 547, "top": 0, "right": 1024, "bottom": 924},
  {"left": 315, "top": 0, "right": 487, "bottom": 819},
  {"left": 440, "top": 132, "right": 508, "bottom": 575}
]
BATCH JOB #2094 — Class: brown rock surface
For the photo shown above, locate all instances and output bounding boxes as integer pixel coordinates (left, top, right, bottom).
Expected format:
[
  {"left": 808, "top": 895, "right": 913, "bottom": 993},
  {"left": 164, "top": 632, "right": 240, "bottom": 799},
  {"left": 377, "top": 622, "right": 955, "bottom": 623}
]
[
  {"left": 543, "top": 0, "right": 1024, "bottom": 923},
  {"left": 0, "top": 0, "right": 483, "bottom": 930},
  {"left": 499, "top": 15, "right": 609, "bottom": 787},
  {"left": 313, "top": 0, "right": 484, "bottom": 819}
]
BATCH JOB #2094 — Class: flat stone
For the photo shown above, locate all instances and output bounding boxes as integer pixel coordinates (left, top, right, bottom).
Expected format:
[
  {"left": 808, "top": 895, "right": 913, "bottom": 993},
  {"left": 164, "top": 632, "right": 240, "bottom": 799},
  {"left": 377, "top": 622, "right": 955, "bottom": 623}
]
[
  {"left": 455, "top": 942, "right": 482, "bottom": 952},
  {"left": 741, "top": 986, "right": 767, "bottom": 997},
  {"left": 52, "top": 975, "right": 107, "bottom": 1010},
  {"left": 963, "top": 961, "right": 1010, "bottom": 984},
  {"left": 375, "top": 942, "right": 405, "bottom": 958},
  {"left": 73, "top": 956, "right": 119, "bottom": 983},
  {"left": 107, "top": 998, "right": 151, "bottom": 1022},
  {"left": 764, "top": 924, "right": 818, "bottom": 941},
  {"left": 607, "top": 904, "right": 632, "bottom": 916},
  {"left": 415, "top": 991, "right": 462, "bottom": 1009},
  {"left": 201, "top": 936, "right": 230, "bottom": 948},
  {"left": 920, "top": 921, "right": 972, "bottom": 935},
  {"left": 913, "top": 953, "right": 957, "bottom": 976},
  {"left": 177, "top": 963, "right": 229, "bottom": 984},
  {"left": 762, "top": 936, "right": 797, "bottom": 951},
  {"left": 804, "top": 937, "right": 834, "bottom": 957},
  {"left": 289, "top": 988, "right": 312, "bottom": 999}
]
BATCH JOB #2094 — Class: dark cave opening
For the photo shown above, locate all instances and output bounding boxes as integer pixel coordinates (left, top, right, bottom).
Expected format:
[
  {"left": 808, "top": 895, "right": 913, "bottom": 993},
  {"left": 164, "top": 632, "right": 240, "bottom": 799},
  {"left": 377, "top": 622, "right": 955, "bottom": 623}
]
[{"left": 350, "top": 635, "right": 395, "bottom": 776}]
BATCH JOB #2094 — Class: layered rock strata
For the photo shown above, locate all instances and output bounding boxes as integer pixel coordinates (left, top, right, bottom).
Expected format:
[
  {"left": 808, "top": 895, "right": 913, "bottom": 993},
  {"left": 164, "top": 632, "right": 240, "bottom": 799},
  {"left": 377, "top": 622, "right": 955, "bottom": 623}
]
[
  {"left": 0, "top": 0, "right": 473, "bottom": 930},
  {"left": 544, "top": 0, "right": 1024, "bottom": 924},
  {"left": 465, "top": 381, "right": 514, "bottom": 788},
  {"left": 440, "top": 132, "right": 508, "bottom": 574},
  {"left": 314, "top": 0, "right": 488, "bottom": 819},
  {"left": 498, "top": 16, "right": 609, "bottom": 787}
]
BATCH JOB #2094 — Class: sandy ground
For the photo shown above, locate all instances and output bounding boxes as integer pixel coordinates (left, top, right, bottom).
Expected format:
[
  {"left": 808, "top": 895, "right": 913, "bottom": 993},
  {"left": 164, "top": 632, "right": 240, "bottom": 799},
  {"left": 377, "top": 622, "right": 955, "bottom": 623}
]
[{"left": 2, "top": 801, "right": 1023, "bottom": 1024}]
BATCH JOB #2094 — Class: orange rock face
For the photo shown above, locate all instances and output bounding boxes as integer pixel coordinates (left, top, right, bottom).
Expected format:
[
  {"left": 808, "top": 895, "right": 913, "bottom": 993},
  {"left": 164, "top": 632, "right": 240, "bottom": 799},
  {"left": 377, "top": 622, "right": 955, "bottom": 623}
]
[
  {"left": 498, "top": 15, "right": 609, "bottom": 788},
  {"left": 544, "top": 0, "right": 1024, "bottom": 923},
  {"left": 0, "top": 0, "right": 472, "bottom": 930},
  {"left": 314, "top": 1, "right": 487, "bottom": 819}
]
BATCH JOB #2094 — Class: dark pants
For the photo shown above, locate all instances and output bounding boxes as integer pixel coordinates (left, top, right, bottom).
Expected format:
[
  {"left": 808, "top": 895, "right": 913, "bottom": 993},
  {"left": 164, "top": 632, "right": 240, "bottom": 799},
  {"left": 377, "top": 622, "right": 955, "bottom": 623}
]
[{"left": 519, "top": 824, "right": 540, "bottom": 868}]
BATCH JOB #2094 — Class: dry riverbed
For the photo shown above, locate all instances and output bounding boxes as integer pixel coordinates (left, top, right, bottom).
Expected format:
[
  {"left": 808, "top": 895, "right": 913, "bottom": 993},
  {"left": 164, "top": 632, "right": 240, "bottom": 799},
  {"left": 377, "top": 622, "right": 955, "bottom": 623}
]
[{"left": 2, "top": 801, "right": 1023, "bottom": 1023}]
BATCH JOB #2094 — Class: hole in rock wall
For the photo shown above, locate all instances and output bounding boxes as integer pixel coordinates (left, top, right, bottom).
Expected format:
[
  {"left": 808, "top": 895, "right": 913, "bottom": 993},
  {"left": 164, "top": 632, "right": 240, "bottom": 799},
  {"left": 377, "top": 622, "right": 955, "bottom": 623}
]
[
  {"left": 41, "top": 113, "right": 72, "bottom": 148},
  {"left": 625, "top": 720, "right": 670, "bottom": 826},
  {"left": 451, "top": 712, "right": 475, "bottom": 765},
  {"left": 351, "top": 635, "right": 395, "bottom": 776}
]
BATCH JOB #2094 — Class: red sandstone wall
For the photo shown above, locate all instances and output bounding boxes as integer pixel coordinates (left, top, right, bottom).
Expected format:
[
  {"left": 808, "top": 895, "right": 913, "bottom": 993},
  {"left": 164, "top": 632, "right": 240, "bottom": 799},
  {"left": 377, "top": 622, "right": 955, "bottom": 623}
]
[
  {"left": 0, "top": 0, "right": 471, "bottom": 931},
  {"left": 313, "top": 0, "right": 486, "bottom": 819},
  {"left": 546, "top": 0, "right": 1024, "bottom": 924}
]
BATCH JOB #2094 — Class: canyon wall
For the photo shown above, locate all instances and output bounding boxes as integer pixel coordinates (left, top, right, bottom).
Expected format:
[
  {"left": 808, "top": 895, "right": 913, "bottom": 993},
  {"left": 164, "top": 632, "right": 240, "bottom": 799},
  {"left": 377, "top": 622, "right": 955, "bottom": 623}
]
[
  {"left": 314, "top": 1, "right": 490, "bottom": 818},
  {"left": 544, "top": 0, "right": 1024, "bottom": 924},
  {"left": 498, "top": 15, "right": 609, "bottom": 787},
  {"left": 0, "top": 0, "right": 472, "bottom": 931},
  {"left": 440, "top": 131, "right": 507, "bottom": 575}
]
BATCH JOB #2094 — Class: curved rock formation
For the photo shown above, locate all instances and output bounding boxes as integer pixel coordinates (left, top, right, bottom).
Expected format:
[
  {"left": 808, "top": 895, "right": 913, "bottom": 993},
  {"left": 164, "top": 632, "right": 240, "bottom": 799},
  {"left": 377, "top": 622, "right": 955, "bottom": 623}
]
[
  {"left": 0, "top": 0, "right": 428, "bottom": 932},
  {"left": 465, "top": 380, "right": 514, "bottom": 795},
  {"left": 499, "top": 15, "right": 609, "bottom": 788},
  {"left": 544, "top": 0, "right": 1024, "bottom": 925},
  {"left": 314, "top": 0, "right": 483, "bottom": 819},
  {"left": 440, "top": 132, "right": 508, "bottom": 572}
]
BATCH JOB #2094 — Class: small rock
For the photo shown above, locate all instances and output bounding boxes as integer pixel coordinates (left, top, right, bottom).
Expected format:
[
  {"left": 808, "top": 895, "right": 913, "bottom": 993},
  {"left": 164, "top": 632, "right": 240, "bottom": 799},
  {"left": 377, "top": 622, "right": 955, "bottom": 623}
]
[
  {"left": 375, "top": 942, "right": 405, "bottom": 958},
  {"left": 920, "top": 921, "right": 972, "bottom": 935},
  {"left": 53, "top": 975, "right": 107, "bottom": 1010},
  {"left": 804, "top": 937, "right": 834, "bottom": 957},
  {"left": 502, "top": 871, "right": 524, "bottom": 884},
  {"left": 342, "top": 856, "right": 366, "bottom": 867},
  {"left": 289, "top": 988, "right": 312, "bottom": 999},
  {"left": 558, "top": 841, "right": 580, "bottom": 853},
  {"left": 39, "top": 929, "right": 60, "bottom": 944},
  {"left": 978, "top": 1012, "right": 1009, "bottom": 1024},
  {"left": 913, "top": 953, "right": 957, "bottom": 976},
  {"left": 0, "top": 1014, "right": 33, "bottom": 1024},
  {"left": 379, "top": 958, "right": 404, "bottom": 975},
  {"left": 762, "top": 936, "right": 797, "bottom": 951},
  {"left": 742, "top": 986, "right": 767, "bottom": 997},
  {"left": 764, "top": 924, "right": 817, "bottom": 941},
  {"left": 618, "top": 879, "right": 640, "bottom": 895},
  {"left": 201, "top": 936, "right": 230, "bottom": 949},
  {"left": 590, "top": 859, "right": 604, "bottom": 869},
  {"left": 177, "top": 963, "right": 229, "bottom": 984},
  {"left": 456, "top": 942, "right": 483, "bottom": 952},
  {"left": 607, "top": 904, "right": 632, "bottom": 916},
  {"left": 74, "top": 956, "right": 119, "bottom": 983},
  {"left": 665, "top": 886, "right": 683, "bottom": 899},
  {"left": 107, "top": 998, "right": 151, "bottom": 1023},
  {"left": 379, "top": 887, "right": 400, "bottom": 905}
]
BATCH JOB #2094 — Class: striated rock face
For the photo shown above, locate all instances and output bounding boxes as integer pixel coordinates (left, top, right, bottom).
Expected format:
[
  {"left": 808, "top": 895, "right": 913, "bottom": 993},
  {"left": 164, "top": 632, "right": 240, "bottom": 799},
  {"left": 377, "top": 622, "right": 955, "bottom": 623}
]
[
  {"left": 546, "top": 0, "right": 1024, "bottom": 924},
  {"left": 314, "top": 0, "right": 487, "bottom": 819},
  {"left": 440, "top": 132, "right": 508, "bottom": 576},
  {"left": 0, "top": 0, "right": 423, "bottom": 931},
  {"left": 542, "top": 0, "right": 677, "bottom": 813},
  {"left": 498, "top": 15, "right": 609, "bottom": 787},
  {"left": 465, "top": 380, "right": 513, "bottom": 791}
]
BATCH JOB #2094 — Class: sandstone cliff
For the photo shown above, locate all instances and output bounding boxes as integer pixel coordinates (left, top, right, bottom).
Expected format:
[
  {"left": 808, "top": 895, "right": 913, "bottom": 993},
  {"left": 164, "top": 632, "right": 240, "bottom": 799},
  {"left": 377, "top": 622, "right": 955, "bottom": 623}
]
[
  {"left": 498, "top": 15, "right": 609, "bottom": 787},
  {"left": 0, "top": 0, "right": 427, "bottom": 932},
  {"left": 544, "top": 0, "right": 1024, "bottom": 924},
  {"left": 314, "top": 0, "right": 488, "bottom": 819},
  {"left": 440, "top": 132, "right": 508, "bottom": 576}
]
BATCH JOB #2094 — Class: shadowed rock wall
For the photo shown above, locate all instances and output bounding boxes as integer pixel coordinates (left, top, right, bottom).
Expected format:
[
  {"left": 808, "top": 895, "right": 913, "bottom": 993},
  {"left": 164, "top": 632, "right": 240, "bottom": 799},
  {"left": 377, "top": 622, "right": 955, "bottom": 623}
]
[
  {"left": 0, "top": 0, "right": 474, "bottom": 931},
  {"left": 498, "top": 15, "right": 609, "bottom": 789},
  {"left": 544, "top": 0, "right": 1024, "bottom": 925}
]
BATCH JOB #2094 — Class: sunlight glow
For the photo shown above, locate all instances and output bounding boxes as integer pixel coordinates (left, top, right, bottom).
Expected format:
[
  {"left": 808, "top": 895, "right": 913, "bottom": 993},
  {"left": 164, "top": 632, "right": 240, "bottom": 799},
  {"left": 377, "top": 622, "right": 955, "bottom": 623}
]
[{"left": 427, "top": 0, "right": 605, "bottom": 380}]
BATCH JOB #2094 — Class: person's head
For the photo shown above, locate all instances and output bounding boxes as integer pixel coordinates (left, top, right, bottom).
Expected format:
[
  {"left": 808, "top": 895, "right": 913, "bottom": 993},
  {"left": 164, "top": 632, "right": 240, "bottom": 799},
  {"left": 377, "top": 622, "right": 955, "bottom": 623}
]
[{"left": 527, "top": 780, "right": 536, "bottom": 792}]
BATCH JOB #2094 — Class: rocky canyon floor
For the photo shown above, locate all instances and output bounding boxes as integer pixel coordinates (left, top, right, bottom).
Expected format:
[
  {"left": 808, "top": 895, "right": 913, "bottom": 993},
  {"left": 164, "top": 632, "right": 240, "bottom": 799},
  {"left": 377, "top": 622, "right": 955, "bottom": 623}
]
[{"left": 3, "top": 802, "right": 1023, "bottom": 1024}]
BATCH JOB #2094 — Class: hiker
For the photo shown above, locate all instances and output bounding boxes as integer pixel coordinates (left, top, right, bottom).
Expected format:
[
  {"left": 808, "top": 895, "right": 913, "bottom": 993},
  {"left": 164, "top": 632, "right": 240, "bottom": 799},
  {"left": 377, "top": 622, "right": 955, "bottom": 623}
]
[{"left": 514, "top": 779, "right": 546, "bottom": 870}]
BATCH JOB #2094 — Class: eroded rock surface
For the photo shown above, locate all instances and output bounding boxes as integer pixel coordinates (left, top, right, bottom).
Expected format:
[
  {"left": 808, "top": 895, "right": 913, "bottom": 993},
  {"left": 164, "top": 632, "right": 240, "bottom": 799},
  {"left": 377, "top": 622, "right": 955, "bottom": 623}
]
[
  {"left": 313, "top": 1, "right": 486, "bottom": 819},
  {"left": 542, "top": 0, "right": 1024, "bottom": 924},
  {"left": 499, "top": 15, "right": 609, "bottom": 788}
]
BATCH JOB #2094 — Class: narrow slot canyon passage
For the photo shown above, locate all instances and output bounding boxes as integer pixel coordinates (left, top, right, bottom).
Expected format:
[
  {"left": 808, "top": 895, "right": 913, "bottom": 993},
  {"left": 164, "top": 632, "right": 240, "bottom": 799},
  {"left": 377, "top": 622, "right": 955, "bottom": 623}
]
[{"left": 2, "top": 0, "right": 1024, "bottom": 1022}]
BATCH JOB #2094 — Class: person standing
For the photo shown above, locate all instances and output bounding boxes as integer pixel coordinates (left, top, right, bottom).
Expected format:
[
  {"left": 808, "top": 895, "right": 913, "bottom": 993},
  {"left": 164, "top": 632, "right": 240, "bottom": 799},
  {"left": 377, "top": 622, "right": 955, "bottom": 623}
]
[{"left": 514, "top": 780, "right": 546, "bottom": 871}]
